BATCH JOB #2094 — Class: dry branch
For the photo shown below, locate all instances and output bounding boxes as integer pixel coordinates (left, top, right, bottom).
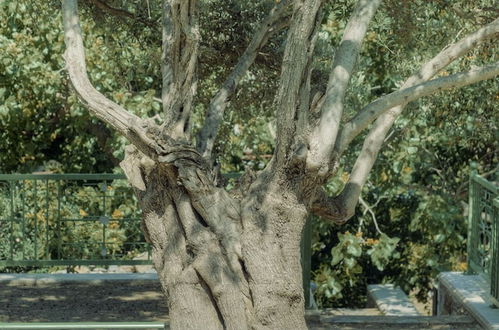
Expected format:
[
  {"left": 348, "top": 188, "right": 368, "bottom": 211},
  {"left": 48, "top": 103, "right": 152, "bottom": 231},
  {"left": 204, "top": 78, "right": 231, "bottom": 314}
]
[{"left": 161, "top": 0, "right": 200, "bottom": 140}]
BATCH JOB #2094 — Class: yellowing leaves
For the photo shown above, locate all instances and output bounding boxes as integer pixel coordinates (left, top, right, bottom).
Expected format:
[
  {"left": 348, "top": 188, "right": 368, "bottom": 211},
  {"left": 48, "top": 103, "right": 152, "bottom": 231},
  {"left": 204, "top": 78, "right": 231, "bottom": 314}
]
[
  {"left": 381, "top": 171, "right": 389, "bottom": 182},
  {"left": 365, "top": 238, "right": 379, "bottom": 246},
  {"left": 112, "top": 209, "right": 124, "bottom": 219},
  {"left": 454, "top": 262, "right": 467, "bottom": 272},
  {"left": 402, "top": 166, "right": 413, "bottom": 174},
  {"left": 19, "top": 155, "right": 35, "bottom": 163},
  {"left": 79, "top": 209, "right": 89, "bottom": 217}
]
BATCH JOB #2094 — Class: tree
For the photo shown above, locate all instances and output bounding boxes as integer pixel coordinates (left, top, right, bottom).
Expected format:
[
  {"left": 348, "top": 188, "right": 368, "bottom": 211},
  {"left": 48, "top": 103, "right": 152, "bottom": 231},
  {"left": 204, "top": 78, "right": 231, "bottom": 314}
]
[{"left": 61, "top": 0, "right": 498, "bottom": 328}]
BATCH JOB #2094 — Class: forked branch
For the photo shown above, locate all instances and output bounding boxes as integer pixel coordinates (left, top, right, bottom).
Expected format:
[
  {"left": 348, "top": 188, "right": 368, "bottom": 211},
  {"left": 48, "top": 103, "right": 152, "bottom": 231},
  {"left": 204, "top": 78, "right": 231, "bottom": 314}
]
[
  {"left": 306, "top": 0, "right": 382, "bottom": 175},
  {"left": 62, "top": 1, "right": 142, "bottom": 143},
  {"left": 196, "top": 0, "right": 292, "bottom": 159},
  {"left": 339, "top": 62, "right": 499, "bottom": 150},
  {"left": 326, "top": 19, "right": 499, "bottom": 223},
  {"left": 332, "top": 62, "right": 499, "bottom": 222},
  {"left": 63, "top": 0, "right": 198, "bottom": 161},
  {"left": 335, "top": 17, "right": 499, "bottom": 153}
]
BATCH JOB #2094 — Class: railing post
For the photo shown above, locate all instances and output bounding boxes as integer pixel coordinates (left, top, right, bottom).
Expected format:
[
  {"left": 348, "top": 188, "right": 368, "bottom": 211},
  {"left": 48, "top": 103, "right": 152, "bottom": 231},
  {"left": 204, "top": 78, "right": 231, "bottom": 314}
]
[
  {"left": 45, "top": 179, "right": 50, "bottom": 260},
  {"left": 466, "top": 162, "right": 478, "bottom": 275},
  {"left": 492, "top": 197, "right": 499, "bottom": 305},
  {"left": 56, "top": 180, "right": 62, "bottom": 260},
  {"left": 9, "top": 180, "right": 15, "bottom": 260},
  {"left": 34, "top": 179, "right": 38, "bottom": 260}
]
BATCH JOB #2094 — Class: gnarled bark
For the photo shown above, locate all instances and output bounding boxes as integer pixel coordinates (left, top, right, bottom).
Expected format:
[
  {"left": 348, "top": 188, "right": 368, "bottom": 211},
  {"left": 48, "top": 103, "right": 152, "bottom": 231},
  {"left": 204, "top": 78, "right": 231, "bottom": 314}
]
[{"left": 120, "top": 144, "right": 310, "bottom": 329}]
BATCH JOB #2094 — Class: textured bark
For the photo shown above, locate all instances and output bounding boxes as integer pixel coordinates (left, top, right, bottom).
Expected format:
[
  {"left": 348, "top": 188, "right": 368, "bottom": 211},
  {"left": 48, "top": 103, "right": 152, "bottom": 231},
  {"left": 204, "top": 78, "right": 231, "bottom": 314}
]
[
  {"left": 273, "top": 0, "right": 324, "bottom": 169},
  {"left": 120, "top": 145, "right": 309, "bottom": 329},
  {"left": 61, "top": 0, "right": 499, "bottom": 328},
  {"left": 161, "top": 0, "right": 200, "bottom": 139}
]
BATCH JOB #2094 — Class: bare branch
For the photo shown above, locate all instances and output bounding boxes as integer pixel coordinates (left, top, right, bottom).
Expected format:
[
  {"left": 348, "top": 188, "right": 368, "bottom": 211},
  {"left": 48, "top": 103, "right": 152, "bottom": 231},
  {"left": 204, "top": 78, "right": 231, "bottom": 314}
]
[
  {"left": 274, "top": 0, "right": 323, "bottom": 164},
  {"left": 63, "top": 0, "right": 198, "bottom": 162},
  {"left": 333, "top": 62, "right": 499, "bottom": 221},
  {"left": 336, "top": 17, "right": 499, "bottom": 153},
  {"left": 161, "top": 0, "right": 200, "bottom": 140},
  {"left": 345, "top": 62, "right": 499, "bottom": 145},
  {"left": 359, "top": 196, "right": 383, "bottom": 235},
  {"left": 196, "top": 0, "right": 292, "bottom": 159},
  {"left": 306, "top": 0, "right": 382, "bottom": 175},
  {"left": 320, "top": 18, "right": 499, "bottom": 224},
  {"left": 62, "top": 0, "right": 140, "bottom": 138}
]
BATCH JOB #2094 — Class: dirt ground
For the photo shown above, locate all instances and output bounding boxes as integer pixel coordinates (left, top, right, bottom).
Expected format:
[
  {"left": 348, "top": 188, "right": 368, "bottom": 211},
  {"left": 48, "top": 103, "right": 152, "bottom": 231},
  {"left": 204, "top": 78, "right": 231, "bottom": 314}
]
[
  {"left": 1, "top": 281, "right": 479, "bottom": 329},
  {"left": 0, "top": 280, "right": 168, "bottom": 322}
]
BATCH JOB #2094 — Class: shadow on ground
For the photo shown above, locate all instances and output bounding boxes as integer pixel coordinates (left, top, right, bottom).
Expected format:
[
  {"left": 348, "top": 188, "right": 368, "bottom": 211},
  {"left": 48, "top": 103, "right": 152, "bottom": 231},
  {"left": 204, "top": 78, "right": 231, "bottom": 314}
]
[{"left": 0, "top": 281, "right": 168, "bottom": 322}]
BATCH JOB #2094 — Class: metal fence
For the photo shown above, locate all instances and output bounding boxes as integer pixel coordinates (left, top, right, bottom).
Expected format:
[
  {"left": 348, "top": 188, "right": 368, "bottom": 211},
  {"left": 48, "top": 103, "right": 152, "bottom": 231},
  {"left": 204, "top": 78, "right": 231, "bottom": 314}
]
[
  {"left": 0, "top": 174, "right": 151, "bottom": 267},
  {"left": 466, "top": 167, "right": 499, "bottom": 305}
]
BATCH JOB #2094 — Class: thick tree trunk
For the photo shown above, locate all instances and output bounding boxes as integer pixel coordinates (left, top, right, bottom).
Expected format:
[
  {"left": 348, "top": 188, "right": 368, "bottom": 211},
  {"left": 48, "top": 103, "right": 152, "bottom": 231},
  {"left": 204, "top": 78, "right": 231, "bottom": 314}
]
[
  {"left": 121, "top": 148, "right": 309, "bottom": 330},
  {"left": 240, "top": 170, "right": 309, "bottom": 329}
]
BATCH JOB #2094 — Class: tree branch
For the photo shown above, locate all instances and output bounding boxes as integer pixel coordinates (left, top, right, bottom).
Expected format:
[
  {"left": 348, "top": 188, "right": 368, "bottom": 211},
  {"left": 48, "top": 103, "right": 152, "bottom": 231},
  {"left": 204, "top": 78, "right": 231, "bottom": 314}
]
[
  {"left": 310, "top": 188, "right": 351, "bottom": 225},
  {"left": 306, "top": 0, "right": 382, "bottom": 175},
  {"left": 343, "top": 62, "right": 499, "bottom": 147},
  {"left": 333, "top": 63, "right": 499, "bottom": 222},
  {"left": 88, "top": 0, "right": 155, "bottom": 26},
  {"left": 336, "top": 17, "right": 499, "bottom": 153},
  {"left": 318, "top": 18, "right": 499, "bottom": 224},
  {"left": 63, "top": 0, "right": 190, "bottom": 162},
  {"left": 161, "top": 0, "right": 200, "bottom": 140},
  {"left": 62, "top": 1, "right": 141, "bottom": 139},
  {"left": 334, "top": 68, "right": 498, "bottom": 225},
  {"left": 359, "top": 195, "right": 383, "bottom": 235},
  {"left": 274, "top": 0, "right": 323, "bottom": 165},
  {"left": 196, "top": 0, "right": 292, "bottom": 159}
]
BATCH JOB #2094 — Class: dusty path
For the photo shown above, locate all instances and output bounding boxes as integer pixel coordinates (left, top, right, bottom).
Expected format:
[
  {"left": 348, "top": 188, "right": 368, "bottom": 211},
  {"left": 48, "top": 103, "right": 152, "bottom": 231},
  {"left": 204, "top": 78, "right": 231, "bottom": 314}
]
[{"left": 0, "top": 280, "right": 168, "bottom": 322}]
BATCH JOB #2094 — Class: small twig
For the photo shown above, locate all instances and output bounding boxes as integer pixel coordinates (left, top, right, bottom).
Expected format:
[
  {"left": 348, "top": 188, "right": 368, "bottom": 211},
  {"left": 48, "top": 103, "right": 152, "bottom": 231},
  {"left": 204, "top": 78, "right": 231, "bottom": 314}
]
[
  {"left": 359, "top": 195, "right": 384, "bottom": 235},
  {"left": 145, "top": 0, "right": 151, "bottom": 19}
]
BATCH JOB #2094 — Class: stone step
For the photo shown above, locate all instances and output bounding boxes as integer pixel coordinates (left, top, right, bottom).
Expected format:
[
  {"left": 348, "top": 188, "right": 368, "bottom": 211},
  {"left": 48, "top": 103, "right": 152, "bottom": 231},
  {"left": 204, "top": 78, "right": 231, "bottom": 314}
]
[{"left": 367, "top": 284, "right": 420, "bottom": 316}]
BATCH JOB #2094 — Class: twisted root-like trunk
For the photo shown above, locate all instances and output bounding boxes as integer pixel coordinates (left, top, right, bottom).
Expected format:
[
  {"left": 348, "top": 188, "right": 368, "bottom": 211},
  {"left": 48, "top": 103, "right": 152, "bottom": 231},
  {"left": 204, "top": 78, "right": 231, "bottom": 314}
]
[{"left": 121, "top": 146, "right": 309, "bottom": 330}]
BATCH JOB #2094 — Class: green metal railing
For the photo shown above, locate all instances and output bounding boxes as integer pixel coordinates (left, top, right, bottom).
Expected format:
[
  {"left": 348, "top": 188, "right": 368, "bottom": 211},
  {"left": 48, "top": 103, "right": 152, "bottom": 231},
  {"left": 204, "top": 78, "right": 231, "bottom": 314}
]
[
  {"left": 0, "top": 174, "right": 151, "bottom": 267},
  {"left": 466, "top": 166, "right": 499, "bottom": 305}
]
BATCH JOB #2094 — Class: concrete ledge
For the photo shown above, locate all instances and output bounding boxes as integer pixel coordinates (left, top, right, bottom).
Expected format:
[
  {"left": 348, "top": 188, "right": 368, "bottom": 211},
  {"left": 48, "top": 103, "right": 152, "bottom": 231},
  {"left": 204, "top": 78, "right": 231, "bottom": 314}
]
[
  {"left": 0, "top": 273, "right": 158, "bottom": 286},
  {"left": 367, "top": 284, "right": 420, "bottom": 316},
  {"left": 438, "top": 272, "right": 499, "bottom": 329}
]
